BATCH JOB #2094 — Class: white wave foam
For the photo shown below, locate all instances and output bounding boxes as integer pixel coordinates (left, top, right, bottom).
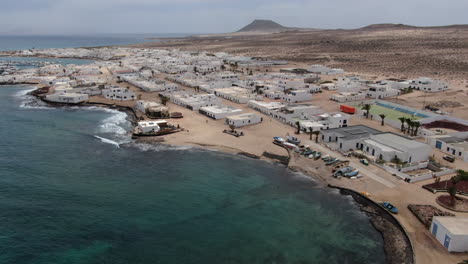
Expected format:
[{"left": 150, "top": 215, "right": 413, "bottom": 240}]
[
  {"left": 94, "top": 135, "right": 120, "bottom": 148},
  {"left": 15, "top": 87, "right": 54, "bottom": 110},
  {"left": 98, "top": 109, "right": 129, "bottom": 135},
  {"left": 131, "top": 143, "right": 193, "bottom": 152}
]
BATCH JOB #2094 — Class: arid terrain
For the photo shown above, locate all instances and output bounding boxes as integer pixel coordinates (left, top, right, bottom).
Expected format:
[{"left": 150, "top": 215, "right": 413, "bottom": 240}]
[{"left": 134, "top": 24, "right": 468, "bottom": 80}]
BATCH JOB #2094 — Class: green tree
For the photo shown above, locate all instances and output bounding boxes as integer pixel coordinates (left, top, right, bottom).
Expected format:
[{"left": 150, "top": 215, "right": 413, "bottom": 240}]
[
  {"left": 161, "top": 96, "right": 169, "bottom": 106},
  {"left": 448, "top": 186, "right": 457, "bottom": 205},
  {"left": 412, "top": 121, "right": 421, "bottom": 136},
  {"left": 313, "top": 130, "right": 320, "bottom": 143},
  {"left": 405, "top": 118, "right": 413, "bottom": 134},
  {"left": 398, "top": 117, "right": 406, "bottom": 132},
  {"left": 295, "top": 121, "right": 301, "bottom": 134},
  {"left": 362, "top": 104, "right": 372, "bottom": 119},
  {"left": 379, "top": 114, "right": 386, "bottom": 126}
]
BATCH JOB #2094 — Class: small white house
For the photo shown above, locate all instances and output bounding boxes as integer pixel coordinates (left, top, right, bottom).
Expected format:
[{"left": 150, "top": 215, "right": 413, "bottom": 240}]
[
  {"left": 431, "top": 217, "right": 468, "bottom": 252},
  {"left": 226, "top": 113, "right": 263, "bottom": 127},
  {"left": 102, "top": 86, "right": 136, "bottom": 101},
  {"left": 409, "top": 77, "right": 449, "bottom": 93},
  {"left": 366, "top": 85, "right": 400, "bottom": 99},
  {"left": 199, "top": 105, "right": 243, "bottom": 120},
  {"left": 45, "top": 92, "right": 89, "bottom": 104},
  {"left": 136, "top": 100, "right": 161, "bottom": 113},
  {"left": 282, "top": 90, "right": 312, "bottom": 103},
  {"left": 137, "top": 120, "right": 169, "bottom": 133},
  {"left": 427, "top": 135, "right": 468, "bottom": 161},
  {"left": 330, "top": 92, "right": 366, "bottom": 103}
]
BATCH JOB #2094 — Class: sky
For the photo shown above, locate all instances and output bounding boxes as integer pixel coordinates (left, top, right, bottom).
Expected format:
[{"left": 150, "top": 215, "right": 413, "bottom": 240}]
[{"left": 1, "top": 0, "right": 468, "bottom": 35}]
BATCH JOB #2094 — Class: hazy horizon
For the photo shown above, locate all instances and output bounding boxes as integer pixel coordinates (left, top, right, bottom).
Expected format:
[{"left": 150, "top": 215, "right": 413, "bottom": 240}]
[{"left": 1, "top": 0, "right": 468, "bottom": 35}]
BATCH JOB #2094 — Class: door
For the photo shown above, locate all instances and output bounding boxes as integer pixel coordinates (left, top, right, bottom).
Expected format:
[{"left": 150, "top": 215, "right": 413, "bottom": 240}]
[
  {"left": 444, "top": 234, "right": 451, "bottom": 249},
  {"left": 435, "top": 141, "right": 442, "bottom": 149},
  {"left": 432, "top": 223, "right": 438, "bottom": 236}
]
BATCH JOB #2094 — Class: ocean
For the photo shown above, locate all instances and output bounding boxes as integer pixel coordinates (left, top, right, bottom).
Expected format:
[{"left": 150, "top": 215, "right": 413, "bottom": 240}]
[
  {"left": 0, "top": 34, "right": 187, "bottom": 51},
  {"left": 0, "top": 37, "right": 385, "bottom": 264}
]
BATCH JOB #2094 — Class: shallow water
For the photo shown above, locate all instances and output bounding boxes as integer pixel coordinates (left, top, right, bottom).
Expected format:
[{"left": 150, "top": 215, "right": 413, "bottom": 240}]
[{"left": 0, "top": 86, "right": 385, "bottom": 264}]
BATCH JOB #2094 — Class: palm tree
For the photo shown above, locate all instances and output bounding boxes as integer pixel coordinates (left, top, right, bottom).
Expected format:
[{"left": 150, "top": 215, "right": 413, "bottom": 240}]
[
  {"left": 398, "top": 117, "right": 406, "bottom": 132},
  {"left": 309, "top": 127, "right": 313, "bottom": 140},
  {"left": 313, "top": 130, "right": 320, "bottom": 143},
  {"left": 295, "top": 121, "right": 301, "bottom": 134},
  {"left": 379, "top": 114, "right": 386, "bottom": 126},
  {"left": 412, "top": 121, "right": 421, "bottom": 136},
  {"left": 405, "top": 118, "right": 413, "bottom": 134},
  {"left": 448, "top": 186, "right": 457, "bottom": 205},
  {"left": 362, "top": 104, "right": 372, "bottom": 119}
]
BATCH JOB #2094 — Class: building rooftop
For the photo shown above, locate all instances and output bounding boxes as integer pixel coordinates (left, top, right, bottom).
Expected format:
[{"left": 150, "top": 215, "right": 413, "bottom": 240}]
[
  {"left": 323, "top": 125, "right": 382, "bottom": 140},
  {"left": 372, "top": 132, "right": 429, "bottom": 149},
  {"left": 434, "top": 216, "right": 468, "bottom": 235},
  {"left": 227, "top": 113, "right": 258, "bottom": 120}
]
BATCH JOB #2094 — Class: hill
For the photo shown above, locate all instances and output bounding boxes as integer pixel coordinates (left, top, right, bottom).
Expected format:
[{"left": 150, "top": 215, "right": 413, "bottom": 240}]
[{"left": 237, "top": 19, "right": 290, "bottom": 33}]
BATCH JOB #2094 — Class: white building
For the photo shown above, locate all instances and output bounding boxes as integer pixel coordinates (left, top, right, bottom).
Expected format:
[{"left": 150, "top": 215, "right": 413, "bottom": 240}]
[
  {"left": 431, "top": 217, "right": 468, "bottom": 252},
  {"left": 214, "top": 87, "right": 256, "bottom": 104},
  {"left": 409, "top": 77, "right": 449, "bottom": 93},
  {"left": 330, "top": 92, "right": 366, "bottom": 103},
  {"left": 361, "top": 133, "right": 431, "bottom": 163},
  {"left": 168, "top": 93, "right": 222, "bottom": 111},
  {"left": 427, "top": 135, "right": 468, "bottom": 161},
  {"left": 102, "top": 86, "right": 136, "bottom": 101},
  {"left": 309, "top": 65, "right": 344, "bottom": 75},
  {"left": 199, "top": 105, "right": 243, "bottom": 120},
  {"left": 366, "top": 85, "right": 401, "bottom": 99},
  {"left": 248, "top": 101, "right": 287, "bottom": 116},
  {"left": 320, "top": 125, "right": 383, "bottom": 152},
  {"left": 137, "top": 121, "right": 164, "bottom": 133},
  {"left": 45, "top": 92, "right": 89, "bottom": 104},
  {"left": 136, "top": 100, "right": 161, "bottom": 113},
  {"left": 226, "top": 113, "right": 263, "bottom": 127},
  {"left": 282, "top": 90, "right": 312, "bottom": 103}
]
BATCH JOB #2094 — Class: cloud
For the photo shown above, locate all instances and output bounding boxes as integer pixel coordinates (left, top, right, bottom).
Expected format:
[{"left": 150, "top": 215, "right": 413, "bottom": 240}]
[{"left": 1, "top": 0, "right": 468, "bottom": 34}]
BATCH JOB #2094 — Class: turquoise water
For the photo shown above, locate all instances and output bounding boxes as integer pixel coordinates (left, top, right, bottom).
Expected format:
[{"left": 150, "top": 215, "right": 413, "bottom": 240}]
[{"left": 0, "top": 85, "right": 385, "bottom": 263}]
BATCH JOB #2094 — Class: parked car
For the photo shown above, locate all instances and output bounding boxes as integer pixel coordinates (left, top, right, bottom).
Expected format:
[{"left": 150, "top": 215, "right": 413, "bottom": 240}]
[{"left": 443, "top": 156, "right": 455, "bottom": 163}]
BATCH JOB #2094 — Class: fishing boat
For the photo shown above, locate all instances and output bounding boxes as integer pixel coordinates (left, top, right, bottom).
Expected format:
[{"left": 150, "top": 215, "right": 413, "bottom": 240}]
[
  {"left": 381, "top": 202, "right": 398, "bottom": 214},
  {"left": 344, "top": 170, "right": 359, "bottom": 178},
  {"left": 273, "top": 137, "right": 286, "bottom": 144},
  {"left": 333, "top": 166, "right": 353, "bottom": 177},
  {"left": 286, "top": 136, "right": 301, "bottom": 145}
]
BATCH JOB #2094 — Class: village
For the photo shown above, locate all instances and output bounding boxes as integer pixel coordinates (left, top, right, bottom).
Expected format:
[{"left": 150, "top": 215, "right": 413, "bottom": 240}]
[{"left": 2, "top": 46, "right": 468, "bottom": 263}]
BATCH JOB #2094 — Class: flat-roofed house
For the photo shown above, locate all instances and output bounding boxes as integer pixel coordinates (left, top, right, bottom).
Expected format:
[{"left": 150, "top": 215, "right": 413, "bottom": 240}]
[
  {"left": 320, "top": 125, "right": 382, "bottom": 151},
  {"left": 45, "top": 92, "right": 89, "bottom": 104},
  {"left": 431, "top": 217, "right": 468, "bottom": 252},
  {"left": 226, "top": 113, "right": 263, "bottom": 127},
  {"left": 427, "top": 135, "right": 468, "bottom": 161},
  {"left": 361, "top": 133, "right": 431, "bottom": 163},
  {"left": 199, "top": 105, "right": 243, "bottom": 120}
]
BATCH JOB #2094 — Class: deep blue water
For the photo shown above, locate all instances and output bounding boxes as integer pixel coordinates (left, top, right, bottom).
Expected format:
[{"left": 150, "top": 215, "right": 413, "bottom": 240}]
[
  {"left": 0, "top": 85, "right": 385, "bottom": 264},
  {"left": 0, "top": 34, "right": 187, "bottom": 51}
]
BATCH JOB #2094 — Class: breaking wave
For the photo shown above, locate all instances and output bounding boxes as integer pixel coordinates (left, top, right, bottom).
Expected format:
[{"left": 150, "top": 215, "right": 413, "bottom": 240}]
[
  {"left": 131, "top": 143, "right": 193, "bottom": 152},
  {"left": 15, "top": 87, "right": 53, "bottom": 109},
  {"left": 94, "top": 135, "right": 121, "bottom": 148}
]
